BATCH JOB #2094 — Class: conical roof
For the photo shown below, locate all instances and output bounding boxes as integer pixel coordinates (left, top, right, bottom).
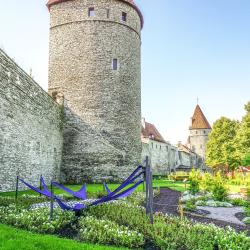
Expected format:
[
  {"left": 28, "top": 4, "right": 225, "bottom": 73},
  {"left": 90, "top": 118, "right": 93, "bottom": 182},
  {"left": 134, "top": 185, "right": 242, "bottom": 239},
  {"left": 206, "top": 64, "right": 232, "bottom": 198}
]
[
  {"left": 46, "top": 0, "right": 143, "bottom": 28},
  {"left": 190, "top": 105, "right": 211, "bottom": 130}
]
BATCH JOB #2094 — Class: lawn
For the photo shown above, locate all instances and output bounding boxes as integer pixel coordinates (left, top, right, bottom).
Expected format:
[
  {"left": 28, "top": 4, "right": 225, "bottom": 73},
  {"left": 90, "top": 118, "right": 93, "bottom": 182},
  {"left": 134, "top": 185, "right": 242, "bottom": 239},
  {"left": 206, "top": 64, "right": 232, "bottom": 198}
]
[
  {"left": 0, "top": 180, "right": 187, "bottom": 197},
  {"left": 0, "top": 224, "right": 127, "bottom": 250}
]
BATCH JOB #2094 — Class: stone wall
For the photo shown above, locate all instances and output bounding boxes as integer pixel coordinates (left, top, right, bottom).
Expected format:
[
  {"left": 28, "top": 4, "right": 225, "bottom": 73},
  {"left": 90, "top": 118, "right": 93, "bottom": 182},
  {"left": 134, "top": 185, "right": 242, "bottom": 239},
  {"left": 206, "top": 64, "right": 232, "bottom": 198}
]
[
  {"left": 189, "top": 128, "right": 211, "bottom": 159},
  {"left": 0, "top": 49, "right": 63, "bottom": 192},
  {"left": 48, "top": 0, "right": 142, "bottom": 182},
  {"left": 142, "top": 138, "right": 180, "bottom": 175}
]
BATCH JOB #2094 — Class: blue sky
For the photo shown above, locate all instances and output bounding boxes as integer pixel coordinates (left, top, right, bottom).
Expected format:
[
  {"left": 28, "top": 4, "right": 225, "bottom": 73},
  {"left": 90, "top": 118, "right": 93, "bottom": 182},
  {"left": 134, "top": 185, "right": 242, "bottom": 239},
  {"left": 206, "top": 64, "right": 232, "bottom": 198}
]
[{"left": 0, "top": 0, "right": 249, "bottom": 143}]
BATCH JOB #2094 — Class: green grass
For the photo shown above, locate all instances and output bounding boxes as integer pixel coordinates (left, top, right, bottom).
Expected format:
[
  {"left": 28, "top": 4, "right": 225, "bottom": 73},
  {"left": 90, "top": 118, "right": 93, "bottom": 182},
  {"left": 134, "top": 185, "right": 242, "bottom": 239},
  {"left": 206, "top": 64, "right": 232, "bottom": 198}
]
[
  {"left": 0, "top": 180, "right": 187, "bottom": 198},
  {"left": 0, "top": 224, "right": 127, "bottom": 250}
]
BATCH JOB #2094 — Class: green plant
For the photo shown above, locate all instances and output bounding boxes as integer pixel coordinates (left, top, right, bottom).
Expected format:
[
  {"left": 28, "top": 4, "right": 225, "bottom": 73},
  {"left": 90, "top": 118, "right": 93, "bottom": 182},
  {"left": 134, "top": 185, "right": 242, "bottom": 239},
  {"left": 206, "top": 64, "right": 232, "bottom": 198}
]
[
  {"left": 211, "top": 172, "right": 228, "bottom": 201},
  {"left": 0, "top": 205, "right": 75, "bottom": 234},
  {"left": 185, "top": 199, "right": 197, "bottom": 212},
  {"left": 79, "top": 216, "right": 144, "bottom": 248},
  {"left": 201, "top": 173, "right": 214, "bottom": 192},
  {"left": 230, "top": 198, "right": 247, "bottom": 207},
  {"left": 188, "top": 169, "right": 201, "bottom": 195}
]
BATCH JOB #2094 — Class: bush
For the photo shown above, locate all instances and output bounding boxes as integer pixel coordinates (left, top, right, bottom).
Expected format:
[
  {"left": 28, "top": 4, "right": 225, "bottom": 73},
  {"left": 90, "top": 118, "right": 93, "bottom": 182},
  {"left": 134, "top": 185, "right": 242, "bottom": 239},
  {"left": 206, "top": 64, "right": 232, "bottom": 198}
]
[
  {"left": 185, "top": 199, "right": 197, "bottom": 212},
  {"left": 201, "top": 173, "right": 214, "bottom": 192},
  {"left": 0, "top": 195, "right": 48, "bottom": 209},
  {"left": 0, "top": 205, "right": 75, "bottom": 234},
  {"left": 211, "top": 172, "right": 228, "bottom": 201},
  {"left": 230, "top": 198, "right": 248, "bottom": 207},
  {"left": 188, "top": 169, "right": 201, "bottom": 195},
  {"left": 84, "top": 201, "right": 250, "bottom": 250},
  {"left": 79, "top": 216, "right": 144, "bottom": 248}
]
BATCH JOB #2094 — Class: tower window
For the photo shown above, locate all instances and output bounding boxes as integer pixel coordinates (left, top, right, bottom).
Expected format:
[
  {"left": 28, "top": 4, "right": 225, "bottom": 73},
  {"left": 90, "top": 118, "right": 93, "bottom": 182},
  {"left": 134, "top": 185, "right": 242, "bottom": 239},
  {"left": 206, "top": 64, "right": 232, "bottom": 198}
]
[
  {"left": 112, "top": 59, "right": 118, "bottom": 70},
  {"left": 88, "top": 7, "right": 95, "bottom": 17},
  {"left": 106, "top": 9, "right": 110, "bottom": 18},
  {"left": 121, "top": 12, "right": 127, "bottom": 22}
]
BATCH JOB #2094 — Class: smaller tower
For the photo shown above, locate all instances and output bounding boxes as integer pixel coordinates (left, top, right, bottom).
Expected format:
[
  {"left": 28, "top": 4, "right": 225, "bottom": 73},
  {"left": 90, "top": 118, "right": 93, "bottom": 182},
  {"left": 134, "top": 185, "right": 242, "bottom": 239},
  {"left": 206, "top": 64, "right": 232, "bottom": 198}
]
[{"left": 189, "top": 105, "right": 211, "bottom": 159}]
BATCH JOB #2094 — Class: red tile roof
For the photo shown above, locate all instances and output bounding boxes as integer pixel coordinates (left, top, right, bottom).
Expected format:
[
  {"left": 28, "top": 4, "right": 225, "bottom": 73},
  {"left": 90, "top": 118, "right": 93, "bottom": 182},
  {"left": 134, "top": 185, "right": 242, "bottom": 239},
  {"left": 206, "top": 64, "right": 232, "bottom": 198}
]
[
  {"left": 190, "top": 105, "right": 211, "bottom": 130},
  {"left": 141, "top": 122, "right": 166, "bottom": 143},
  {"left": 46, "top": 0, "right": 144, "bottom": 28}
]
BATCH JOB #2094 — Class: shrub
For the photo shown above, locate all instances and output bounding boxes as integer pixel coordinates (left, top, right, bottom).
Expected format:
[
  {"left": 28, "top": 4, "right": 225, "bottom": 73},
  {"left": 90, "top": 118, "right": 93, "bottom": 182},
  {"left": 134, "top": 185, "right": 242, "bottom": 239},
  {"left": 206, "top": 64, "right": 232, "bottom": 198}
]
[
  {"left": 0, "top": 205, "right": 75, "bottom": 234},
  {"left": 79, "top": 216, "right": 144, "bottom": 248},
  {"left": 230, "top": 198, "right": 248, "bottom": 207},
  {"left": 185, "top": 199, "right": 197, "bottom": 212},
  {"left": 211, "top": 172, "right": 228, "bottom": 201},
  {"left": 188, "top": 169, "right": 201, "bottom": 195},
  {"left": 201, "top": 173, "right": 214, "bottom": 192}
]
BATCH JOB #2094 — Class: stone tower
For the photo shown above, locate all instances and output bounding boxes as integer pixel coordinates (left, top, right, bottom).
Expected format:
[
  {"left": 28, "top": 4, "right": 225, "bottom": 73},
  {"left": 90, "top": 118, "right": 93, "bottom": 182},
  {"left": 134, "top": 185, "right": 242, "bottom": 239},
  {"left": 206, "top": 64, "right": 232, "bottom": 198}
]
[
  {"left": 47, "top": 0, "right": 143, "bottom": 183},
  {"left": 189, "top": 105, "right": 212, "bottom": 159}
]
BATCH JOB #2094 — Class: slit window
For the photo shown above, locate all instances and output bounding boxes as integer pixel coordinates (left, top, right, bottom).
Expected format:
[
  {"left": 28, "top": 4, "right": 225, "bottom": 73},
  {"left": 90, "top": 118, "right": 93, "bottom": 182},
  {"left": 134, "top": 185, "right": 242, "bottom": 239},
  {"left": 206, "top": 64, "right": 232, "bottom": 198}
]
[
  {"left": 122, "top": 12, "right": 127, "bottom": 22},
  {"left": 112, "top": 59, "right": 118, "bottom": 70},
  {"left": 88, "top": 7, "right": 95, "bottom": 17},
  {"left": 107, "top": 9, "right": 110, "bottom": 18}
]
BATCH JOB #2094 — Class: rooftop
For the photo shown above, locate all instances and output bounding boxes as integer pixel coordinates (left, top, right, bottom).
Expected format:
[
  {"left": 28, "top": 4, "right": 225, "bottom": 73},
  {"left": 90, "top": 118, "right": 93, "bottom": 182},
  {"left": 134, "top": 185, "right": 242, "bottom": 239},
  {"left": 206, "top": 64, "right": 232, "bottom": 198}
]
[
  {"left": 190, "top": 105, "right": 211, "bottom": 130},
  {"left": 141, "top": 121, "right": 166, "bottom": 143}
]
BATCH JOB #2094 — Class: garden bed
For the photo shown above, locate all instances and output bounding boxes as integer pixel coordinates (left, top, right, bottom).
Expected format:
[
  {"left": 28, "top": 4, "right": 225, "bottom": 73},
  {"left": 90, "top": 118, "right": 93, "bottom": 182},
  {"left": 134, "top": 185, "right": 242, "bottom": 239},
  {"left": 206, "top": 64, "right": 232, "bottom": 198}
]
[{"left": 153, "top": 188, "right": 250, "bottom": 236}]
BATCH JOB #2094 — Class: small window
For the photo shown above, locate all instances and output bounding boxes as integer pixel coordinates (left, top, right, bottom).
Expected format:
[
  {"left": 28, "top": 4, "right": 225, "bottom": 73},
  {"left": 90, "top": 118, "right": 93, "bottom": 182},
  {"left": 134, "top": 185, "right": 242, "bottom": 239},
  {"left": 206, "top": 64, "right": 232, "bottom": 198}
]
[
  {"left": 203, "top": 130, "right": 206, "bottom": 134},
  {"left": 122, "top": 12, "right": 127, "bottom": 22},
  {"left": 151, "top": 143, "right": 153, "bottom": 148},
  {"left": 195, "top": 131, "right": 198, "bottom": 134},
  {"left": 88, "top": 7, "right": 95, "bottom": 17},
  {"left": 156, "top": 145, "right": 157, "bottom": 149},
  {"left": 107, "top": 9, "right": 110, "bottom": 18},
  {"left": 112, "top": 59, "right": 118, "bottom": 70},
  {"left": 160, "top": 145, "right": 161, "bottom": 150}
]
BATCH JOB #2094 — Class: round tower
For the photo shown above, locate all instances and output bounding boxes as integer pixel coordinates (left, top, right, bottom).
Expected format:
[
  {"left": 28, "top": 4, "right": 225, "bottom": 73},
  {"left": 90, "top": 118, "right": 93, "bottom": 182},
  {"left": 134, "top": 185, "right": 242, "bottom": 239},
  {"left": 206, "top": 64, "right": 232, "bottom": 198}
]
[
  {"left": 47, "top": 0, "right": 143, "bottom": 183},
  {"left": 189, "top": 105, "right": 212, "bottom": 159}
]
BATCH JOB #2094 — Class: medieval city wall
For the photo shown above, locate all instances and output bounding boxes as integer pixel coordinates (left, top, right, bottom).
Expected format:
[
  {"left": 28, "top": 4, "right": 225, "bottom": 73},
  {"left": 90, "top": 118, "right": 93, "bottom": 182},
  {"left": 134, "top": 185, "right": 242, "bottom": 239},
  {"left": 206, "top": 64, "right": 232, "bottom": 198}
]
[
  {"left": 142, "top": 138, "right": 180, "bottom": 175},
  {"left": 0, "top": 49, "right": 63, "bottom": 192}
]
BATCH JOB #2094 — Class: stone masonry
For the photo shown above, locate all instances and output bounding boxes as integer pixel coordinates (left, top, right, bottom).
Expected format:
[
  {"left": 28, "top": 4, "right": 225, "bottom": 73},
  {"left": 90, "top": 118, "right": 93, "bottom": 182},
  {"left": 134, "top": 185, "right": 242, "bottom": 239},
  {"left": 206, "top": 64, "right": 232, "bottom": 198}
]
[
  {"left": 0, "top": 49, "right": 63, "bottom": 192},
  {"left": 47, "top": 0, "right": 143, "bottom": 182}
]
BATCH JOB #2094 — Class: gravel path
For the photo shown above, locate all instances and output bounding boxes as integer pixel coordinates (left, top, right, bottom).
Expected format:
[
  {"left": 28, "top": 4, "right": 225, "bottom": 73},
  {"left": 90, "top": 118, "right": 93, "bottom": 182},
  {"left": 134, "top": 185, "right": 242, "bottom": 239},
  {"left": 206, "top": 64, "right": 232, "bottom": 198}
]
[
  {"left": 197, "top": 206, "right": 245, "bottom": 225},
  {"left": 153, "top": 188, "right": 249, "bottom": 235}
]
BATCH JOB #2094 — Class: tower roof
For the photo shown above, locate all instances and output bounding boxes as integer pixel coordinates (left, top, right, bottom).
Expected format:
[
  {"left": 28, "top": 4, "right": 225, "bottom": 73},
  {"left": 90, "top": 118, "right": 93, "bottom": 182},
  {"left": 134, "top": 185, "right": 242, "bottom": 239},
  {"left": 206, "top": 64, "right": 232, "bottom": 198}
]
[
  {"left": 46, "top": 0, "right": 144, "bottom": 28},
  {"left": 190, "top": 105, "right": 211, "bottom": 130}
]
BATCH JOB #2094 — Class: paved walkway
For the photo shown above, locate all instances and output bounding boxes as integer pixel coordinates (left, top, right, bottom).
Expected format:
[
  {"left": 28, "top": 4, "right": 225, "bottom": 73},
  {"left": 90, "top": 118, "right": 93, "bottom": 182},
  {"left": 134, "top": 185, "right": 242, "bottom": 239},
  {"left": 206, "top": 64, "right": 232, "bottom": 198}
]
[{"left": 198, "top": 206, "right": 245, "bottom": 225}]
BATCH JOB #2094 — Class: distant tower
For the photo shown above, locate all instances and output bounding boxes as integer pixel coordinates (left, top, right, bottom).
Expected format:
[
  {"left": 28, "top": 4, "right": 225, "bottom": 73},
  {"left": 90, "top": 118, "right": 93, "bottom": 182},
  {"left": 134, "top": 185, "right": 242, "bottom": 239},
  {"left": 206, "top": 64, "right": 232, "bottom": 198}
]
[
  {"left": 46, "top": 0, "right": 143, "bottom": 182},
  {"left": 189, "top": 105, "right": 212, "bottom": 159}
]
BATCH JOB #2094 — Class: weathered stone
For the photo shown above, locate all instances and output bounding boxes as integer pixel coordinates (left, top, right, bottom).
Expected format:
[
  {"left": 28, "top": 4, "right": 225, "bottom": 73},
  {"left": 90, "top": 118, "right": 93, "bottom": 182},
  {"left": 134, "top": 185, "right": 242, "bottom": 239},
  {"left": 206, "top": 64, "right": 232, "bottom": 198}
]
[
  {"left": 0, "top": 49, "right": 63, "bottom": 192},
  {"left": 48, "top": 0, "right": 142, "bottom": 182}
]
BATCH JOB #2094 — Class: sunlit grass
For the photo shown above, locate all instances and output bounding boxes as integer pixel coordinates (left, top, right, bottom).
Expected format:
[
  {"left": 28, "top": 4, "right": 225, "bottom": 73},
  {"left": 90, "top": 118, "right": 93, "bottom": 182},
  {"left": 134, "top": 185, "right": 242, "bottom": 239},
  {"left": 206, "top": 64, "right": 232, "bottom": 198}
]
[{"left": 0, "top": 224, "right": 127, "bottom": 250}]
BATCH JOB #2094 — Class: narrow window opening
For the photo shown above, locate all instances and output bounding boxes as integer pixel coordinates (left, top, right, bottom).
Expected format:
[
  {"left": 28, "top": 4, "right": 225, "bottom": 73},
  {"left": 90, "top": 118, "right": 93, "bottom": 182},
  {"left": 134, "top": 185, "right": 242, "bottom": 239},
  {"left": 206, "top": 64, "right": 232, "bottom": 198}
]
[
  {"left": 122, "top": 12, "right": 127, "bottom": 22},
  {"left": 112, "top": 59, "right": 118, "bottom": 70},
  {"left": 88, "top": 7, "right": 95, "bottom": 17},
  {"left": 107, "top": 9, "right": 110, "bottom": 18}
]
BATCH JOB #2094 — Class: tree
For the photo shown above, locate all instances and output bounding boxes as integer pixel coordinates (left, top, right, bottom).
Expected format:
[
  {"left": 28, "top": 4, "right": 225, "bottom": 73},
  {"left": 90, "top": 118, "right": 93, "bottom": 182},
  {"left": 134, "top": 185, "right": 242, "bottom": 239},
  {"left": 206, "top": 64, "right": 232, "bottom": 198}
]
[
  {"left": 206, "top": 117, "right": 240, "bottom": 176},
  {"left": 236, "top": 102, "right": 250, "bottom": 164}
]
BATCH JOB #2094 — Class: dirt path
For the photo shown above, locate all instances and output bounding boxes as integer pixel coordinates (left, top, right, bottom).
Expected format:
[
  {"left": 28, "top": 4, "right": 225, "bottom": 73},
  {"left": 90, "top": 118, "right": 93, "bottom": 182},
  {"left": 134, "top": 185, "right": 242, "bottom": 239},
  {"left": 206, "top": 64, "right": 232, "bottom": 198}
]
[{"left": 153, "top": 188, "right": 250, "bottom": 235}]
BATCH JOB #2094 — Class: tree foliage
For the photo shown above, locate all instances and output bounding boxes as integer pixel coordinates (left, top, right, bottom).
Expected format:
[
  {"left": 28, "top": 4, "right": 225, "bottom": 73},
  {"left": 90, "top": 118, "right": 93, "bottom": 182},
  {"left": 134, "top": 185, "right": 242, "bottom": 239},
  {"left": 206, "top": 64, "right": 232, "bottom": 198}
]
[
  {"left": 236, "top": 102, "right": 250, "bottom": 164},
  {"left": 206, "top": 102, "right": 250, "bottom": 171},
  {"left": 206, "top": 117, "right": 240, "bottom": 170}
]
